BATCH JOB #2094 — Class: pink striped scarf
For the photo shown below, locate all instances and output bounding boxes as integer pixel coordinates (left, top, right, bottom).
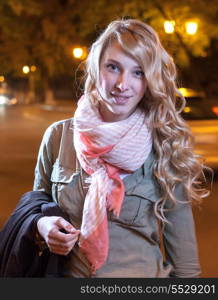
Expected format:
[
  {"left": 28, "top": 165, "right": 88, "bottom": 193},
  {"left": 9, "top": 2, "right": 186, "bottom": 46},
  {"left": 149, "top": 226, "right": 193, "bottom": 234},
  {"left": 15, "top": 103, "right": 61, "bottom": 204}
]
[{"left": 73, "top": 94, "right": 152, "bottom": 273}]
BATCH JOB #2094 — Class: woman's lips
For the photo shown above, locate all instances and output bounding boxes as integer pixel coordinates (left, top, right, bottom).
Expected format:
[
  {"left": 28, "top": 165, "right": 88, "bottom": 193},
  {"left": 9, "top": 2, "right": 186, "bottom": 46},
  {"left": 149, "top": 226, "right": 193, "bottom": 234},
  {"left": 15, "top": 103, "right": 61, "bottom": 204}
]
[{"left": 111, "top": 94, "right": 130, "bottom": 104}]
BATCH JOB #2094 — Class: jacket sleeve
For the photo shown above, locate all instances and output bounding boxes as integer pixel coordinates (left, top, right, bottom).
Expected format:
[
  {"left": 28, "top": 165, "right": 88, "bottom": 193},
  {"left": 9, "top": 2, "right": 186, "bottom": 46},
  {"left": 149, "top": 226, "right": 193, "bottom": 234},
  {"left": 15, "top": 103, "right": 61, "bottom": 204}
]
[
  {"left": 163, "top": 184, "right": 201, "bottom": 278},
  {"left": 33, "top": 122, "right": 61, "bottom": 195}
]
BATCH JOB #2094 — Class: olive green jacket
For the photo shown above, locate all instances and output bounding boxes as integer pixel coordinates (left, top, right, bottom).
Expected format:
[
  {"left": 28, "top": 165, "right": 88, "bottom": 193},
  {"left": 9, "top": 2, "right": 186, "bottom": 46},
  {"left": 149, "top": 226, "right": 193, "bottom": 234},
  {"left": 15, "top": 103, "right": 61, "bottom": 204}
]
[{"left": 33, "top": 118, "right": 201, "bottom": 278}]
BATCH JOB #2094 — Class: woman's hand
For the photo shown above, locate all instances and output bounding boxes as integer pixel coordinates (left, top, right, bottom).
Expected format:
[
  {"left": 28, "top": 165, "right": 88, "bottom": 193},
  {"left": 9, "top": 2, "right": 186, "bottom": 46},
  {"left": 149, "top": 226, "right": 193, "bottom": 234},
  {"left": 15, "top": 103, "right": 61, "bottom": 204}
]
[{"left": 37, "top": 216, "right": 80, "bottom": 256}]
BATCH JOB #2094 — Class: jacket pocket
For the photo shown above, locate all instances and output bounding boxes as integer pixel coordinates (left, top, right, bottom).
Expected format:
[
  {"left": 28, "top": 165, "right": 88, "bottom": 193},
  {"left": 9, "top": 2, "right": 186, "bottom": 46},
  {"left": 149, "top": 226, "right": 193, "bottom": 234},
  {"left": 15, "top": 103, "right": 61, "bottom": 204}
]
[
  {"left": 51, "top": 160, "right": 79, "bottom": 184},
  {"left": 109, "top": 179, "right": 160, "bottom": 227}
]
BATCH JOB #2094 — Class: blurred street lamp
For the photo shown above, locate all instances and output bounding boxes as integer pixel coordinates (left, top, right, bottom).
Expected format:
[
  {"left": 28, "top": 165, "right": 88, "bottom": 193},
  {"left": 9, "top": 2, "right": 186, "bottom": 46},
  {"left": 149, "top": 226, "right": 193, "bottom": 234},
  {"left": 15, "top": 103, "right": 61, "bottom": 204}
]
[
  {"left": 212, "top": 106, "right": 218, "bottom": 116},
  {"left": 185, "top": 21, "right": 198, "bottom": 35},
  {"left": 22, "top": 65, "right": 30, "bottom": 74},
  {"left": 164, "top": 20, "right": 198, "bottom": 36},
  {"left": 30, "top": 65, "right": 37, "bottom": 72},
  {"left": 72, "top": 47, "right": 87, "bottom": 60},
  {"left": 0, "top": 76, "right": 4, "bottom": 82},
  {"left": 183, "top": 106, "right": 191, "bottom": 113},
  {"left": 164, "top": 21, "right": 175, "bottom": 34},
  {"left": 22, "top": 65, "right": 37, "bottom": 104}
]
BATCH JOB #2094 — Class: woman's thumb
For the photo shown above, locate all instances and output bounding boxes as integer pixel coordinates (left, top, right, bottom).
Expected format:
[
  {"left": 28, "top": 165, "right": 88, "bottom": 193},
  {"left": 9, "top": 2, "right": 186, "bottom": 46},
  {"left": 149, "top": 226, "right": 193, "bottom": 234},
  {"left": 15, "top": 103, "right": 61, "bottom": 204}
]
[{"left": 56, "top": 217, "right": 75, "bottom": 233}]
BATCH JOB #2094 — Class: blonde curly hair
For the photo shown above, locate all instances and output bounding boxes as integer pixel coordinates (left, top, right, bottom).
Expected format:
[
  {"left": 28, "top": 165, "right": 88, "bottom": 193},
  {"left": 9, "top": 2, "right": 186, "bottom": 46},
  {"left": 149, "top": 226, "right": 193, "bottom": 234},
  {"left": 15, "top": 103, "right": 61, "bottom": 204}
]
[{"left": 84, "top": 18, "right": 211, "bottom": 222}]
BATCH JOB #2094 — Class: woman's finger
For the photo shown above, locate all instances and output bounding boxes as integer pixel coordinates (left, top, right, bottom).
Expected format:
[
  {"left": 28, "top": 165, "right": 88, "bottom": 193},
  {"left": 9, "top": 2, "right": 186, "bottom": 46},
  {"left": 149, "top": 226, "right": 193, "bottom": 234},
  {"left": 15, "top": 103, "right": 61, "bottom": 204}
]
[
  {"left": 48, "top": 238, "right": 78, "bottom": 255},
  {"left": 55, "top": 217, "right": 77, "bottom": 234},
  {"left": 48, "top": 228, "right": 80, "bottom": 243}
]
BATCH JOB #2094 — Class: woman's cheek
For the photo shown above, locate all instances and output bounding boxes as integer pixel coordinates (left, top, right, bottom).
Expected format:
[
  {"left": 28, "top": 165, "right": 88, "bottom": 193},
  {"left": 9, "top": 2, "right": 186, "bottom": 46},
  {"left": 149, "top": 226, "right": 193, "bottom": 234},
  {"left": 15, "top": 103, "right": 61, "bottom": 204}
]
[{"left": 101, "top": 80, "right": 111, "bottom": 97}]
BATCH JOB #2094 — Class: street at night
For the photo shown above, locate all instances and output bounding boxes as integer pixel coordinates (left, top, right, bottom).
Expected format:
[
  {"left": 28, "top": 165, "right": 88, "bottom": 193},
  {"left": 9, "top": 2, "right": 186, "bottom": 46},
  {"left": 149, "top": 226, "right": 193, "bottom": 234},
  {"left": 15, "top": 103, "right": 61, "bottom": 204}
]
[
  {"left": 0, "top": 103, "right": 217, "bottom": 277},
  {"left": 1, "top": 1, "right": 218, "bottom": 286},
  {"left": 0, "top": 103, "right": 74, "bottom": 225}
]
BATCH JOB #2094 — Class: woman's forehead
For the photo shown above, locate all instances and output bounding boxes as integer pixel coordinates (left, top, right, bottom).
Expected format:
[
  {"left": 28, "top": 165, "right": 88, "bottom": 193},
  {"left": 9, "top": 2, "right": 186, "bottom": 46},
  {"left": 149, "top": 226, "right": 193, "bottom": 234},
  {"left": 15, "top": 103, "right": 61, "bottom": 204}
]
[{"left": 101, "top": 42, "right": 141, "bottom": 68}]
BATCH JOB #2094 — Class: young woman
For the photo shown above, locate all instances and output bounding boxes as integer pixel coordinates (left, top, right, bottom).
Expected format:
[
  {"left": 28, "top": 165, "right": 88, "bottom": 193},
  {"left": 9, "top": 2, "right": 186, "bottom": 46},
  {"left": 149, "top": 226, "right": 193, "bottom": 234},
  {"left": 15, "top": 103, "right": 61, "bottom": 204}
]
[{"left": 33, "top": 19, "right": 210, "bottom": 277}]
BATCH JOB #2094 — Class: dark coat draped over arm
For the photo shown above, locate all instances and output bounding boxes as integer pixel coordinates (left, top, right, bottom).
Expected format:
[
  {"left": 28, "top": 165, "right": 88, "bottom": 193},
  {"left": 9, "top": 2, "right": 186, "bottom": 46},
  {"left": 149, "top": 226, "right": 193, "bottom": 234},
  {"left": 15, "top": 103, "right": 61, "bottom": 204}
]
[{"left": 0, "top": 191, "right": 69, "bottom": 277}]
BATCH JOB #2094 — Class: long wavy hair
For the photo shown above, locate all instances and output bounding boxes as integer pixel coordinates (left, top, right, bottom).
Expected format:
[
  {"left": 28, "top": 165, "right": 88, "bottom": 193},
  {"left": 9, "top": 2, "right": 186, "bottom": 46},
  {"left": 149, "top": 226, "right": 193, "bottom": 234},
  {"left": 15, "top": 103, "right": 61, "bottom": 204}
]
[{"left": 83, "top": 18, "right": 211, "bottom": 222}]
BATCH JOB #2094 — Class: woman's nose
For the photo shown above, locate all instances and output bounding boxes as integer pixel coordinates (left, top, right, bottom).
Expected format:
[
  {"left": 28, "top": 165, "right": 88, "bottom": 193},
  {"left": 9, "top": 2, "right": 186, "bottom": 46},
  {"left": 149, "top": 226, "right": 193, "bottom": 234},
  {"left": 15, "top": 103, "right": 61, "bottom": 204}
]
[{"left": 115, "top": 73, "right": 129, "bottom": 92}]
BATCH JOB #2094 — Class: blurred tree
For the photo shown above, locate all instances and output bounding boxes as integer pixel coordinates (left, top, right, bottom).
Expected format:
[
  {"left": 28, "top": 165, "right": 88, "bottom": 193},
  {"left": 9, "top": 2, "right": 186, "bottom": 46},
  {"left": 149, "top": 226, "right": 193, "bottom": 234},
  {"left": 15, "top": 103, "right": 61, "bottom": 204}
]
[
  {"left": 68, "top": 0, "right": 218, "bottom": 95},
  {"left": 0, "top": 0, "right": 217, "bottom": 100},
  {"left": 0, "top": 0, "right": 83, "bottom": 102},
  {"left": 72, "top": 0, "right": 218, "bottom": 66}
]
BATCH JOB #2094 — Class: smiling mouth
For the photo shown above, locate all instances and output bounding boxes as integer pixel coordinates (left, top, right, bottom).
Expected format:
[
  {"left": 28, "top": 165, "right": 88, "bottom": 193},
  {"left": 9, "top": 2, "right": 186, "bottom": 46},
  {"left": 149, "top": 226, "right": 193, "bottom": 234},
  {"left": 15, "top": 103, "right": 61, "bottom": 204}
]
[{"left": 110, "top": 93, "right": 131, "bottom": 104}]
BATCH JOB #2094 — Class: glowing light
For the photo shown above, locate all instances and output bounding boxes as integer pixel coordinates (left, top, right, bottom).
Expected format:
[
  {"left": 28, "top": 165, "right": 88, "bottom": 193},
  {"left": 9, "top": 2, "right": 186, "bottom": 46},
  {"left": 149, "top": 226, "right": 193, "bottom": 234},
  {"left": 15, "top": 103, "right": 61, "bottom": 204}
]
[
  {"left": 183, "top": 106, "right": 191, "bottom": 113},
  {"left": 73, "top": 48, "right": 84, "bottom": 59},
  {"left": 178, "top": 88, "right": 204, "bottom": 98},
  {"left": 30, "top": 65, "right": 37, "bottom": 72},
  {"left": 0, "top": 96, "right": 7, "bottom": 105},
  {"left": 72, "top": 47, "right": 87, "bottom": 60},
  {"left": 10, "top": 98, "right": 18, "bottom": 105},
  {"left": 212, "top": 106, "right": 218, "bottom": 116},
  {"left": 22, "top": 65, "right": 30, "bottom": 74},
  {"left": 164, "top": 21, "right": 175, "bottom": 34},
  {"left": 185, "top": 21, "right": 198, "bottom": 35},
  {"left": 0, "top": 76, "right": 4, "bottom": 82}
]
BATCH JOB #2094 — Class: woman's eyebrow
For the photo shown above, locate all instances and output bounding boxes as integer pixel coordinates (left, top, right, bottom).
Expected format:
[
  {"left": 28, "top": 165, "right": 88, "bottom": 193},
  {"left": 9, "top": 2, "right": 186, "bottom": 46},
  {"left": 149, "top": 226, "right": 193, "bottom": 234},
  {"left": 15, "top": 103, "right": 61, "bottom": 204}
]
[
  {"left": 105, "top": 59, "right": 120, "bottom": 65},
  {"left": 105, "top": 59, "right": 142, "bottom": 69}
]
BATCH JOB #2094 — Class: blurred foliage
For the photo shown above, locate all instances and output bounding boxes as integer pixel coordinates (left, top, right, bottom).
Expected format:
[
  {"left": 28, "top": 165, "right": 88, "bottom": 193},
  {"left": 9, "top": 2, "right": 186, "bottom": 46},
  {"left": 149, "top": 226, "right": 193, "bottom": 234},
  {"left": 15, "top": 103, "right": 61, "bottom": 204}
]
[
  {"left": 77, "top": 0, "right": 218, "bottom": 67},
  {"left": 0, "top": 0, "right": 80, "bottom": 78},
  {"left": 0, "top": 0, "right": 218, "bottom": 96}
]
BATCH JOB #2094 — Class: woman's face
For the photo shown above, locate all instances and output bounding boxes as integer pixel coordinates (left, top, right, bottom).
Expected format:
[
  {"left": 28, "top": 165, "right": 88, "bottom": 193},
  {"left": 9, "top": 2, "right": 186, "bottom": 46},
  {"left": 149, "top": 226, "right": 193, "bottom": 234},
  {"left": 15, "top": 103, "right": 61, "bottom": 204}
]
[{"left": 97, "top": 42, "right": 147, "bottom": 122}]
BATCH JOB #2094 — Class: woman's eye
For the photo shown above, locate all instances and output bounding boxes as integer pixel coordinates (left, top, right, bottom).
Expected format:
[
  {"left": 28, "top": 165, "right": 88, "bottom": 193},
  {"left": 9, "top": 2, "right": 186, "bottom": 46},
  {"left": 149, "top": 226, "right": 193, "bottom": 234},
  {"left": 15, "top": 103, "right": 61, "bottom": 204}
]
[
  {"left": 106, "top": 63, "right": 119, "bottom": 72},
  {"left": 134, "top": 70, "right": 144, "bottom": 78}
]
